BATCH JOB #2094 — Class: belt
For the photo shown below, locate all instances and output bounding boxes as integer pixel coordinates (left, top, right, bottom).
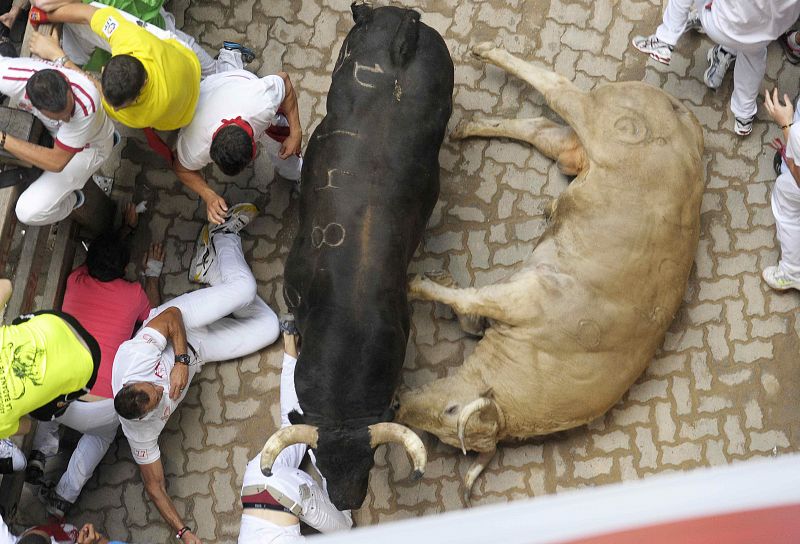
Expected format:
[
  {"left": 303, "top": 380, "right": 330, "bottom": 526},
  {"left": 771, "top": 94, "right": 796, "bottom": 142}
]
[{"left": 241, "top": 485, "right": 301, "bottom": 516}]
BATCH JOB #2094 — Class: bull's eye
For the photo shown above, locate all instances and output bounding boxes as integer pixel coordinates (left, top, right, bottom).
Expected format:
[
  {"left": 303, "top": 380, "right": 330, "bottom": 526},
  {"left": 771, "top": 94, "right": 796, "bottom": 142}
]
[
  {"left": 444, "top": 404, "right": 458, "bottom": 415},
  {"left": 613, "top": 116, "right": 648, "bottom": 144}
]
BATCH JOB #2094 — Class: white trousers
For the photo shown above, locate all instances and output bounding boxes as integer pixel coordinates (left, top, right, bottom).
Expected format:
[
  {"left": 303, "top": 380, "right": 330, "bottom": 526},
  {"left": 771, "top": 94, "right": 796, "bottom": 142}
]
[
  {"left": 62, "top": 8, "right": 243, "bottom": 78},
  {"left": 151, "top": 233, "right": 279, "bottom": 363},
  {"left": 655, "top": 0, "right": 768, "bottom": 119},
  {"left": 31, "top": 399, "right": 119, "bottom": 503},
  {"left": 15, "top": 137, "right": 113, "bottom": 226},
  {"left": 771, "top": 103, "right": 800, "bottom": 280}
]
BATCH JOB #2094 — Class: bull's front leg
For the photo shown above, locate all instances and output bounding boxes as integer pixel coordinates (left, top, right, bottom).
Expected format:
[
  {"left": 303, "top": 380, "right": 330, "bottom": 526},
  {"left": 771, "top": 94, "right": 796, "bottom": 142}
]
[
  {"left": 409, "top": 274, "right": 527, "bottom": 326},
  {"left": 471, "top": 43, "right": 590, "bottom": 133},
  {"left": 451, "top": 117, "right": 587, "bottom": 177}
]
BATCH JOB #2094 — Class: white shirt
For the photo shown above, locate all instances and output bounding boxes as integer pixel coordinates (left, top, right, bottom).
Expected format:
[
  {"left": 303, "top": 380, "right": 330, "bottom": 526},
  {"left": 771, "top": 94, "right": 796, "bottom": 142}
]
[
  {"left": 111, "top": 325, "right": 199, "bottom": 464},
  {"left": 175, "top": 70, "right": 285, "bottom": 171},
  {"left": 0, "top": 514, "right": 15, "bottom": 544},
  {"left": 711, "top": 0, "right": 800, "bottom": 45},
  {"left": 0, "top": 56, "right": 113, "bottom": 152}
]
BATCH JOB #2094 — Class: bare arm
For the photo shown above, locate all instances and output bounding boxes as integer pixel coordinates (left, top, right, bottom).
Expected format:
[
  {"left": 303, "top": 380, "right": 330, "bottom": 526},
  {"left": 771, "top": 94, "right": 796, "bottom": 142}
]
[
  {"left": 143, "top": 242, "right": 164, "bottom": 307},
  {"left": 44, "top": 2, "right": 96, "bottom": 24},
  {"left": 3, "top": 134, "right": 74, "bottom": 172},
  {"left": 139, "top": 460, "right": 202, "bottom": 544},
  {"left": 277, "top": 71, "right": 302, "bottom": 159},
  {"left": 765, "top": 88, "right": 800, "bottom": 188},
  {"left": 143, "top": 307, "right": 189, "bottom": 400},
  {"left": 0, "top": 278, "right": 11, "bottom": 307},
  {"left": 29, "top": 32, "right": 102, "bottom": 93},
  {"left": 33, "top": 0, "right": 79, "bottom": 11},
  {"left": 173, "top": 158, "right": 228, "bottom": 224}
]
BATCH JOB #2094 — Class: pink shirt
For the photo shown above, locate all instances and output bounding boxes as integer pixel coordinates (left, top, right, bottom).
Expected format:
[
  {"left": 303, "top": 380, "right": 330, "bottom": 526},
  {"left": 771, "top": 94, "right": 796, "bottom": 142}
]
[{"left": 62, "top": 265, "right": 151, "bottom": 398}]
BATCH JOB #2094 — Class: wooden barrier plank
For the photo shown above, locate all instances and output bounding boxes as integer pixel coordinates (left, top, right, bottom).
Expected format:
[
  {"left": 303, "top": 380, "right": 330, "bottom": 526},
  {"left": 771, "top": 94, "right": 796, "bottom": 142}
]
[{"left": 42, "top": 220, "right": 77, "bottom": 306}]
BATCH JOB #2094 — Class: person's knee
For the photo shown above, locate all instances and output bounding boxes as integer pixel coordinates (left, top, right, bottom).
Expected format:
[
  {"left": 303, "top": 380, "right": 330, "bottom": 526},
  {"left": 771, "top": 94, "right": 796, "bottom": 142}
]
[{"left": 15, "top": 193, "right": 48, "bottom": 225}]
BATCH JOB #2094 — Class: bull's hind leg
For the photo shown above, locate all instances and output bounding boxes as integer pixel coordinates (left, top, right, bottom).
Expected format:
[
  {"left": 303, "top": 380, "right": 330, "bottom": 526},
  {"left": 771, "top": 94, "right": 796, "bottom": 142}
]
[
  {"left": 452, "top": 117, "right": 586, "bottom": 177},
  {"left": 471, "top": 42, "right": 589, "bottom": 133}
]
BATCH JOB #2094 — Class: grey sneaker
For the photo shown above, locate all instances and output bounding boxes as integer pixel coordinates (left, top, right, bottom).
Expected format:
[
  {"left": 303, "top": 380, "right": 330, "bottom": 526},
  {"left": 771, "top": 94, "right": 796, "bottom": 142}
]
[
  {"left": 704, "top": 45, "right": 736, "bottom": 89},
  {"left": 208, "top": 202, "right": 259, "bottom": 237},
  {"left": 762, "top": 265, "right": 800, "bottom": 291},
  {"left": 685, "top": 11, "right": 704, "bottom": 33},
  {"left": 632, "top": 34, "right": 673, "bottom": 65},
  {"left": 734, "top": 115, "right": 754, "bottom": 136},
  {"left": 0, "top": 439, "right": 26, "bottom": 474},
  {"left": 779, "top": 31, "right": 800, "bottom": 65}
]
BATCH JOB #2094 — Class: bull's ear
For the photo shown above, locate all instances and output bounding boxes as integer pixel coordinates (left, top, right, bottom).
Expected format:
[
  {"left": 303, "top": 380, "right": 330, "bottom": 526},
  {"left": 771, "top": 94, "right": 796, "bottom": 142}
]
[
  {"left": 390, "top": 10, "right": 420, "bottom": 67},
  {"left": 288, "top": 410, "right": 305, "bottom": 425},
  {"left": 351, "top": 1, "right": 373, "bottom": 24}
]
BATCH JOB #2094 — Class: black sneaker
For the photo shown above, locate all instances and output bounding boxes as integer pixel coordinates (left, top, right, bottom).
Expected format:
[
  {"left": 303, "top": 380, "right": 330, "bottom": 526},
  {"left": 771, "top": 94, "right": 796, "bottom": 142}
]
[
  {"left": 25, "top": 449, "right": 45, "bottom": 485},
  {"left": 223, "top": 41, "right": 256, "bottom": 64}
]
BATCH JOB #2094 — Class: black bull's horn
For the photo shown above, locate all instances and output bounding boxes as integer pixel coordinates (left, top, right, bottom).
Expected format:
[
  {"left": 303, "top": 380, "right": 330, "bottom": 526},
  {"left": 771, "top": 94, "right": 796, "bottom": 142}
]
[{"left": 260, "top": 422, "right": 427, "bottom": 479}]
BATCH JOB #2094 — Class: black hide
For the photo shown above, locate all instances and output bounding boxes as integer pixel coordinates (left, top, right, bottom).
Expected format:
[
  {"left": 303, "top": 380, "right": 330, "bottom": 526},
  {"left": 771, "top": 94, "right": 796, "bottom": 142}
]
[{"left": 282, "top": 4, "right": 454, "bottom": 510}]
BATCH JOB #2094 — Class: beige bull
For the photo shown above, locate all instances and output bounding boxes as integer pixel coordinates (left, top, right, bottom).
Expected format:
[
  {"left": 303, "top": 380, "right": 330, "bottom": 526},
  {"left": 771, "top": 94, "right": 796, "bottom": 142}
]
[{"left": 396, "top": 43, "right": 705, "bottom": 502}]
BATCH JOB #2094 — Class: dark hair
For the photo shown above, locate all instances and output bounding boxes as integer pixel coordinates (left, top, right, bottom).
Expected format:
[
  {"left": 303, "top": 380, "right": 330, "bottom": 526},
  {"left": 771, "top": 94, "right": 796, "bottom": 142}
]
[
  {"left": 18, "top": 533, "right": 51, "bottom": 544},
  {"left": 114, "top": 384, "right": 151, "bottom": 420},
  {"left": 86, "top": 233, "right": 129, "bottom": 282},
  {"left": 210, "top": 125, "right": 253, "bottom": 176},
  {"left": 26, "top": 69, "right": 70, "bottom": 113},
  {"left": 102, "top": 54, "right": 146, "bottom": 108}
]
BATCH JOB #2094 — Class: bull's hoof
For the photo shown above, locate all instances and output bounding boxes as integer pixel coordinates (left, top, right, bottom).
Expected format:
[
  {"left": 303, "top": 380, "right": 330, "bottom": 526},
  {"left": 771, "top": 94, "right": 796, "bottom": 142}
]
[
  {"left": 450, "top": 120, "right": 470, "bottom": 141},
  {"left": 471, "top": 41, "right": 496, "bottom": 60},
  {"left": 410, "top": 469, "right": 424, "bottom": 482},
  {"left": 423, "top": 269, "right": 456, "bottom": 287}
]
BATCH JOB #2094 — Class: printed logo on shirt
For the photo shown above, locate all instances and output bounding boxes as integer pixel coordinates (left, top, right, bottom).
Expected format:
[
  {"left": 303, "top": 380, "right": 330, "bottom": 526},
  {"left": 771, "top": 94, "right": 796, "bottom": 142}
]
[
  {"left": 134, "top": 448, "right": 147, "bottom": 459},
  {"left": 161, "top": 405, "right": 171, "bottom": 421},
  {"left": 153, "top": 360, "right": 166, "bottom": 379},
  {"left": 142, "top": 333, "right": 156, "bottom": 344},
  {"left": 102, "top": 16, "right": 119, "bottom": 38}
]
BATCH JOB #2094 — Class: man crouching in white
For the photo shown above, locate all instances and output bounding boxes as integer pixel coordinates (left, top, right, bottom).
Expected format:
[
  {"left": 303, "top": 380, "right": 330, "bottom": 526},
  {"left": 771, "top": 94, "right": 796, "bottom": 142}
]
[
  {"left": 111, "top": 203, "right": 279, "bottom": 544},
  {"left": 240, "top": 330, "right": 352, "bottom": 542}
]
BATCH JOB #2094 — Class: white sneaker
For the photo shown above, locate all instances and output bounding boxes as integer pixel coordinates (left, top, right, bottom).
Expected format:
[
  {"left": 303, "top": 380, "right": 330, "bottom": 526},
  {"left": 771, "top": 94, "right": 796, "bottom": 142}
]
[
  {"left": 704, "top": 45, "right": 736, "bottom": 89},
  {"left": 631, "top": 34, "right": 673, "bottom": 65},
  {"left": 209, "top": 202, "right": 259, "bottom": 237},
  {"left": 189, "top": 223, "right": 217, "bottom": 284},
  {"left": 762, "top": 266, "right": 800, "bottom": 291},
  {"left": 0, "top": 439, "right": 27, "bottom": 474},
  {"left": 684, "top": 11, "right": 704, "bottom": 33},
  {"left": 734, "top": 115, "right": 754, "bottom": 137},
  {"left": 265, "top": 479, "right": 353, "bottom": 533}
]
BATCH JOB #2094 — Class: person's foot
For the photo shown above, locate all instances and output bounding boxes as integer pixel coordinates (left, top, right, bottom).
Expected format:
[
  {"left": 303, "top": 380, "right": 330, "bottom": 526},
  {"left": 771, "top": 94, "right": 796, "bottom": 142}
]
[
  {"left": 265, "top": 479, "right": 353, "bottom": 533},
  {"left": 684, "top": 10, "right": 704, "bottom": 33},
  {"left": 209, "top": 202, "right": 259, "bottom": 237},
  {"left": 25, "top": 449, "right": 45, "bottom": 485},
  {"left": 779, "top": 31, "right": 800, "bottom": 65},
  {"left": 279, "top": 313, "right": 299, "bottom": 335},
  {"left": 734, "top": 115, "right": 755, "bottom": 136},
  {"left": 39, "top": 485, "right": 72, "bottom": 519},
  {"left": 631, "top": 34, "right": 673, "bottom": 65},
  {"left": 703, "top": 45, "right": 736, "bottom": 89},
  {"left": 762, "top": 265, "right": 800, "bottom": 291},
  {"left": 223, "top": 41, "right": 256, "bottom": 64},
  {"left": 189, "top": 224, "right": 217, "bottom": 284},
  {"left": 0, "top": 439, "right": 26, "bottom": 474}
]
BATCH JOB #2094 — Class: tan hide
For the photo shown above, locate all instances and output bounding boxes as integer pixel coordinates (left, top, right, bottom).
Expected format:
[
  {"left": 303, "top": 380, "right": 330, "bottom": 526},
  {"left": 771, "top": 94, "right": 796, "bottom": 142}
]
[{"left": 398, "top": 43, "right": 704, "bottom": 462}]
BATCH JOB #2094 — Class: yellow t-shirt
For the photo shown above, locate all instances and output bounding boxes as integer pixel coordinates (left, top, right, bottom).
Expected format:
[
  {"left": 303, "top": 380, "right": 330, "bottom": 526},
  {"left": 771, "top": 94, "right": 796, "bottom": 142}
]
[
  {"left": 0, "top": 314, "right": 94, "bottom": 438},
  {"left": 90, "top": 6, "right": 201, "bottom": 130}
]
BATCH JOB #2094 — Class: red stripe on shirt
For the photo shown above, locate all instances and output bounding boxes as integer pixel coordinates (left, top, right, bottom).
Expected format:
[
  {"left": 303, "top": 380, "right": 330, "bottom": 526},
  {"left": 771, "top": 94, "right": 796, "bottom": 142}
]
[
  {"left": 55, "top": 138, "right": 84, "bottom": 153},
  {"left": 2, "top": 76, "right": 29, "bottom": 81},
  {"left": 7, "top": 67, "right": 35, "bottom": 72},
  {"left": 72, "top": 94, "right": 89, "bottom": 116},
  {"left": 70, "top": 82, "right": 96, "bottom": 114}
]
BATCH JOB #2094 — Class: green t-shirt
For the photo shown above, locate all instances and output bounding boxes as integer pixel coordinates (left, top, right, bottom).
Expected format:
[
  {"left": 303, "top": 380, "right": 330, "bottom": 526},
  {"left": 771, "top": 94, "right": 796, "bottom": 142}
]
[
  {"left": 0, "top": 314, "right": 94, "bottom": 438},
  {"left": 83, "top": 0, "right": 165, "bottom": 27}
]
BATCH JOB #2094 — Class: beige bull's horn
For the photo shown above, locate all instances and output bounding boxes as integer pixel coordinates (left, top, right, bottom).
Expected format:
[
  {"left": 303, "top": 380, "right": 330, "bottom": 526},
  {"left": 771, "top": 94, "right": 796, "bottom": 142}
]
[
  {"left": 457, "top": 398, "right": 493, "bottom": 455},
  {"left": 464, "top": 449, "right": 496, "bottom": 506},
  {"left": 260, "top": 425, "right": 319, "bottom": 476},
  {"left": 368, "top": 422, "right": 427, "bottom": 479}
]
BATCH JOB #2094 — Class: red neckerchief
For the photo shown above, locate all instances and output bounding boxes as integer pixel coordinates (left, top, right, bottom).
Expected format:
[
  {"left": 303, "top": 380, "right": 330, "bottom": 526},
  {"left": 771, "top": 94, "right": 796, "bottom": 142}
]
[{"left": 213, "top": 116, "right": 256, "bottom": 159}]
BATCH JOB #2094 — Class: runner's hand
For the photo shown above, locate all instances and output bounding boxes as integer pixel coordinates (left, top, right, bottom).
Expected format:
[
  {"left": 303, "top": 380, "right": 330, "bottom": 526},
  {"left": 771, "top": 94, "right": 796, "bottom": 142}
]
[
  {"left": 77, "top": 523, "right": 109, "bottom": 544},
  {"left": 29, "top": 32, "right": 64, "bottom": 61},
  {"left": 765, "top": 88, "right": 794, "bottom": 128},
  {"left": 182, "top": 529, "right": 203, "bottom": 544},
  {"left": 169, "top": 363, "right": 189, "bottom": 400},
  {"left": 0, "top": 6, "right": 20, "bottom": 29},
  {"left": 279, "top": 130, "right": 302, "bottom": 159},
  {"left": 147, "top": 242, "right": 165, "bottom": 264},
  {"left": 203, "top": 191, "right": 228, "bottom": 225}
]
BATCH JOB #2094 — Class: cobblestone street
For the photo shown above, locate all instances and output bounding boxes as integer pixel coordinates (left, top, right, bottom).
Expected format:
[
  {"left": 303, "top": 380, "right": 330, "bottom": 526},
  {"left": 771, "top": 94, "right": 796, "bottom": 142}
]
[{"left": 12, "top": 0, "right": 800, "bottom": 541}]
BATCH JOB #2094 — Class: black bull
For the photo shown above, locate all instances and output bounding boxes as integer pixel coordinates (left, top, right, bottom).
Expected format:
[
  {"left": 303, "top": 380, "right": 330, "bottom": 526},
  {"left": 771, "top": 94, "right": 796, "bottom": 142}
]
[{"left": 259, "top": 4, "right": 454, "bottom": 510}]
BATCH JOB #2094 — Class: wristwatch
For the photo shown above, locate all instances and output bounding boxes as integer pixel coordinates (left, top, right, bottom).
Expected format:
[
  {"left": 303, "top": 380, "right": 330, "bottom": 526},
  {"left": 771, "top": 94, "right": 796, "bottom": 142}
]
[
  {"left": 53, "top": 55, "right": 69, "bottom": 67},
  {"left": 176, "top": 526, "right": 191, "bottom": 540},
  {"left": 174, "top": 353, "right": 190, "bottom": 365}
]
